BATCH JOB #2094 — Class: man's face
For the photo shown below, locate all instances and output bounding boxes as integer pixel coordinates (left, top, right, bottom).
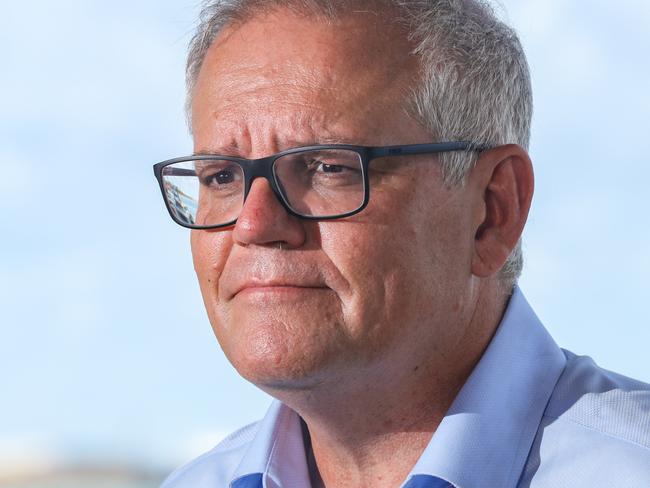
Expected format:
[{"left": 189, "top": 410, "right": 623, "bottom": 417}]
[{"left": 191, "top": 9, "right": 479, "bottom": 391}]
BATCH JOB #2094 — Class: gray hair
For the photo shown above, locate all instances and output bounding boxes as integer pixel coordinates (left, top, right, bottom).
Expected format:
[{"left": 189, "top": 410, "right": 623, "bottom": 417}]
[{"left": 185, "top": 0, "right": 532, "bottom": 289}]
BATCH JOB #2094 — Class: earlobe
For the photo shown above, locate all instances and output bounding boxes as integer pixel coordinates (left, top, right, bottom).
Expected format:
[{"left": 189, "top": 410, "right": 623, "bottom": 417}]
[{"left": 471, "top": 145, "right": 534, "bottom": 278}]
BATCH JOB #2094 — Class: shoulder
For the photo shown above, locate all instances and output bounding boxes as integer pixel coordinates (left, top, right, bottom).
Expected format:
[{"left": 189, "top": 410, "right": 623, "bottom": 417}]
[
  {"left": 521, "top": 351, "right": 650, "bottom": 487},
  {"left": 547, "top": 349, "right": 650, "bottom": 443},
  {"left": 160, "top": 422, "right": 260, "bottom": 488}
]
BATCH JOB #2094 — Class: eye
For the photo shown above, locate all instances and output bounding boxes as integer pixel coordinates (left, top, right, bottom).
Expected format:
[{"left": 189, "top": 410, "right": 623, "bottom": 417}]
[
  {"left": 196, "top": 162, "right": 242, "bottom": 188},
  {"left": 207, "top": 169, "right": 235, "bottom": 185},
  {"left": 314, "top": 161, "right": 348, "bottom": 173},
  {"left": 308, "top": 158, "right": 360, "bottom": 174}
]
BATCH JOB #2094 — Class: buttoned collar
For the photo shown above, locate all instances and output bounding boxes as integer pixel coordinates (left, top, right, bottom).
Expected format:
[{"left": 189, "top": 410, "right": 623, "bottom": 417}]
[{"left": 230, "top": 287, "right": 567, "bottom": 488}]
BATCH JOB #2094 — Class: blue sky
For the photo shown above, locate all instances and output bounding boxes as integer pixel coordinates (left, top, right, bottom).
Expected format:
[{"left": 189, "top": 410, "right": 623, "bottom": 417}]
[{"left": 1, "top": 0, "right": 648, "bottom": 473}]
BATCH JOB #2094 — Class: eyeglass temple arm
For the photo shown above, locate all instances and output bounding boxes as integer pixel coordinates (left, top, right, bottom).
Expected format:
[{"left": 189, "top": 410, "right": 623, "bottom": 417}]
[{"left": 368, "top": 142, "right": 489, "bottom": 159}]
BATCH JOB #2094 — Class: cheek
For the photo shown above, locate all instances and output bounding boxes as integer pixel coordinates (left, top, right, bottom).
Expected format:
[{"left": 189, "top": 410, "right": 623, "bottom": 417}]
[
  {"left": 191, "top": 229, "right": 232, "bottom": 316},
  {"left": 319, "top": 189, "right": 469, "bottom": 339},
  {"left": 317, "top": 221, "right": 419, "bottom": 350}
]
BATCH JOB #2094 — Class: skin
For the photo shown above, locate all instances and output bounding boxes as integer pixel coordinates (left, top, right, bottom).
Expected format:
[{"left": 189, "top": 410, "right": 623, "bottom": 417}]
[{"left": 190, "top": 7, "right": 533, "bottom": 488}]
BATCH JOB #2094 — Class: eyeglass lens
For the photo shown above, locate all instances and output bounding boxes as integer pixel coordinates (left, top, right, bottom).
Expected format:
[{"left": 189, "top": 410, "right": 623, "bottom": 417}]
[{"left": 161, "top": 149, "right": 365, "bottom": 227}]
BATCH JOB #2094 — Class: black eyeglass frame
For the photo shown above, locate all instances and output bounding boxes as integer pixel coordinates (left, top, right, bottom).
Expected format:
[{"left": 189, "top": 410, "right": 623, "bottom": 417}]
[{"left": 153, "top": 141, "right": 489, "bottom": 230}]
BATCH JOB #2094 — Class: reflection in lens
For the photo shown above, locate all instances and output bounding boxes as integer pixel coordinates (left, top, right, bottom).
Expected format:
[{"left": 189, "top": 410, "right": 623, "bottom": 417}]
[
  {"left": 273, "top": 149, "right": 364, "bottom": 216},
  {"left": 162, "top": 160, "right": 244, "bottom": 226},
  {"left": 162, "top": 162, "right": 199, "bottom": 225}
]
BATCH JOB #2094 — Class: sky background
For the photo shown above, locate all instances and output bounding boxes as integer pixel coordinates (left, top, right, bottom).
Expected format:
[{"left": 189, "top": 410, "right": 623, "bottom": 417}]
[{"left": 1, "top": 0, "right": 649, "bottom": 477}]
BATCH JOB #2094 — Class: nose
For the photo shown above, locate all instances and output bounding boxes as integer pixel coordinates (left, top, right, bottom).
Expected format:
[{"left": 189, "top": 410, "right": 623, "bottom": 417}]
[{"left": 232, "top": 178, "right": 306, "bottom": 249}]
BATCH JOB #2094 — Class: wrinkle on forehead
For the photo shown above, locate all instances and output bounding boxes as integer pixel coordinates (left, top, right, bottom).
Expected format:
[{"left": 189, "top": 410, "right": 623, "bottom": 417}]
[
  {"left": 191, "top": 7, "right": 422, "bottom": 156},
  {"left": 194, "top": 112, "right": 348, "bottom": 156}
]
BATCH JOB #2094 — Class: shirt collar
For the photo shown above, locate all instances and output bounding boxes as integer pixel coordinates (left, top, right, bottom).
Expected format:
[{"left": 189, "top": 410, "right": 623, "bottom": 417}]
[
  {"left": 230, "top": 287, "right": 566, "bottom": 488},
  {"left": 408, "top": 287, "right": 566, "bottom": 488},
  {"left": 231, "top": 400, "right": 312, "bottom": 488}
]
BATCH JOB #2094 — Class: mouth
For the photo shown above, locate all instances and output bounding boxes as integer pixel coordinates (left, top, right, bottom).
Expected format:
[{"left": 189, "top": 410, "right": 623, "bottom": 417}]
[
  {"left": 237, "top": 284, "right": 327, "bottom": 297},
  {"left": 230, "top": 281, "right": 329, "bottom": 300}
]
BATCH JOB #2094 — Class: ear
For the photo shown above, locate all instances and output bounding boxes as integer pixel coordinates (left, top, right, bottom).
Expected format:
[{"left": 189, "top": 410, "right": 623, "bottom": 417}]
[{"left": 470, "top": 144, "right": 534, "bottom": 278}]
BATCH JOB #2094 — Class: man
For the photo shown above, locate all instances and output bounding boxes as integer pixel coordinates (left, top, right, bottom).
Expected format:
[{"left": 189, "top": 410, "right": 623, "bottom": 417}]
[{"left": 154, "top": 1, "right": 650, "bottom": 486}]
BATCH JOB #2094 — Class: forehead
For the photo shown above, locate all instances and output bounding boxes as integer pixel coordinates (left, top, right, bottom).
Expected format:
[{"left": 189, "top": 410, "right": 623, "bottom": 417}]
[{"left": 191, "top": 7, "right": 422, "bottom": 151}]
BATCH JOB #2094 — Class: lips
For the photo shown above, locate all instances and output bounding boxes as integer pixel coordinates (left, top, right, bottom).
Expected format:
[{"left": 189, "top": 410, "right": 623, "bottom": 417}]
[
  {"left": 218, "top": 253, "right": 338, "bottom": 300},
  {"left": 222, "top": 272, "right": 330, "bottom": 300},
  {"left": 232, "top": 281, "right": 328, "bottom": 298}
]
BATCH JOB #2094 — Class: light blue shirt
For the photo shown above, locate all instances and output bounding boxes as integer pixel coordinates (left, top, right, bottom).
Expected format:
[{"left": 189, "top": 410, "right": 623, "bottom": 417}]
[{"left": 161, "top": 288, "right": 650, "bottom": 487}]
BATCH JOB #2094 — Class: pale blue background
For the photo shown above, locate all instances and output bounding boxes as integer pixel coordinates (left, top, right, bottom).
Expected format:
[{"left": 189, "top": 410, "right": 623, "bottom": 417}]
[{"left": 1, "top": 0, "right": 648, "bottom": 474}]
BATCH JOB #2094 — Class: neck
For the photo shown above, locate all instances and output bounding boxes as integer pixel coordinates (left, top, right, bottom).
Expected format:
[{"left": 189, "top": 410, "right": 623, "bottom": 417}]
[
  {"left": 300, "top": 363, "right": 471, "bottom": 488},
  {"left": 266, "top": 283, "right": 510, "bottom": 488}
]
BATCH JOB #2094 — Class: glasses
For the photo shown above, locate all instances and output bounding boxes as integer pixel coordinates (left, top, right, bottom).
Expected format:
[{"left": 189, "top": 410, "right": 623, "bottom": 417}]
[{"left": 153, "top": 141, "right": 487, "bottom": 229}]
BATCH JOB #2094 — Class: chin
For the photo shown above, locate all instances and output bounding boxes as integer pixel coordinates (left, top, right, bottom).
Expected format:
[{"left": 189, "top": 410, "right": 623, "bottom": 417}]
[
  {"left": 216, "top": 315, "right": 345, "bottom": 393},
  {"left": 232, "top": 348, "right": 333, "bottom": 393}
]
